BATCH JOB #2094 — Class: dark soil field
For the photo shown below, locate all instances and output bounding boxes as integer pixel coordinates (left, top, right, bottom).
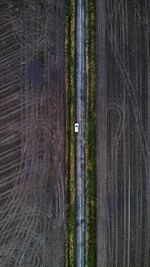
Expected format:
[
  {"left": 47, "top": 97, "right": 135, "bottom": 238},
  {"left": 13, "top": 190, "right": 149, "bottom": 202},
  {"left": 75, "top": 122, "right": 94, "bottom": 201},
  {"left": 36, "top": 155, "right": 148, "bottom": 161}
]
[
  {"left": 96, "top": 1, "right": 150, "bottom": 266},
  {"left": 0, "top": 1, "right": 65, "bottom": 266},
  {"left": 2, "top": 0, "right": 149, "bottom": 266}
]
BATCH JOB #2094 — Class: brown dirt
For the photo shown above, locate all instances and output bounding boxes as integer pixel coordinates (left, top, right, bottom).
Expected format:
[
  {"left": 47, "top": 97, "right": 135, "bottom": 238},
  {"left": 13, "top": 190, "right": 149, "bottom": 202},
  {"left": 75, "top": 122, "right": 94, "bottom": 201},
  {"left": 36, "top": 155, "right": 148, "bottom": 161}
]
[
  {"left": 0, "top": 1, "right": 65, "bottom": 266},
  {"left": 96, "top": 1, "right": 150, "bottom": 266}
]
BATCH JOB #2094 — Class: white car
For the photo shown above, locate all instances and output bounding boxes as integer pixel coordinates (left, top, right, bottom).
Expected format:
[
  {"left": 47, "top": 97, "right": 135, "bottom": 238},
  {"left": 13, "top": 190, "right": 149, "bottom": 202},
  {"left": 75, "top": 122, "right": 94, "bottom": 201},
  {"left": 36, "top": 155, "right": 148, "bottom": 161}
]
[{"left": 74, "top": 123, "right": 79, "bottom": 133}]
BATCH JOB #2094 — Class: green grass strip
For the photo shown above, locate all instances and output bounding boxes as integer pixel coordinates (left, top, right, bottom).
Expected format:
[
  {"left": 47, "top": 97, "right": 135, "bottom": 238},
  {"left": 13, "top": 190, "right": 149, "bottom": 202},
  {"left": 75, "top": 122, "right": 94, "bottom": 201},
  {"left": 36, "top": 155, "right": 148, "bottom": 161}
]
[
  {"left": 65, "top": 0, "right": 76, "bottom": 266},
  {"left": 65, "top": 0, "right": 96, "bottom": 266},
  {"left": 85, "top": 0, "right": 96, "bottom": 266}
]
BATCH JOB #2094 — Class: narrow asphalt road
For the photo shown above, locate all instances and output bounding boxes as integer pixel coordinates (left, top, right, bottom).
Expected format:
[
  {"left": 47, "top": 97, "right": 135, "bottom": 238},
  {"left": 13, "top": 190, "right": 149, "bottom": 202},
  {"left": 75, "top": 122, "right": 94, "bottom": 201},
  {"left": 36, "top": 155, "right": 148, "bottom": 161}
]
[{"left": 75, "top": 0, "right": 85, "bottom": 266}]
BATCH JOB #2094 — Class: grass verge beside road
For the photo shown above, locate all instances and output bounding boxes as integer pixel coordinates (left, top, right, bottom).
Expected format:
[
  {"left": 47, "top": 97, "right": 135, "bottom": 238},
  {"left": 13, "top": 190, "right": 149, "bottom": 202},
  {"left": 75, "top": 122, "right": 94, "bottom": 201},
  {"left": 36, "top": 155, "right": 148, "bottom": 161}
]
[
  {"left": 65, "top": 0, "right": 96, "bottom": 265},
  {"left": 85, "top": 0, "right": 96, "bottom": 266},
  {"left": 65, "top": 0, "right": 76, "bottom": 266}
]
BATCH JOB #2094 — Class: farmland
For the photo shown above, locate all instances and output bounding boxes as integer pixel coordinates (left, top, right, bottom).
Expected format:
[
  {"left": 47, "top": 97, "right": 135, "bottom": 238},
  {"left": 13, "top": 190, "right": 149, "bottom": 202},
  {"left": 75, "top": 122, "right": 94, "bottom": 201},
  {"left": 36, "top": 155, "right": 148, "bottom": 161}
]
[
  {"left": 0, "top": 0, "right": 97, "bottom": 266},
  {"left": 0, "top": 1, "right": 65, "bottom": 266},
  {"left": 96, "top": 0, "right": 150, "bottom": 266},
  {"left": 1, "top": 0, "right": 149, "bottom": 267}
]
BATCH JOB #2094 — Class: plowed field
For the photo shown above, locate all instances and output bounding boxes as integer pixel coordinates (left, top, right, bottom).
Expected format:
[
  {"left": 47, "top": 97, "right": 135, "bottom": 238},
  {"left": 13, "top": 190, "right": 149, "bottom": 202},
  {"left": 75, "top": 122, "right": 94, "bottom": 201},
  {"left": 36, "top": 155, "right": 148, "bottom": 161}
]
[{"left": 0, "top": 1, "right": 65, "bottom": 266}]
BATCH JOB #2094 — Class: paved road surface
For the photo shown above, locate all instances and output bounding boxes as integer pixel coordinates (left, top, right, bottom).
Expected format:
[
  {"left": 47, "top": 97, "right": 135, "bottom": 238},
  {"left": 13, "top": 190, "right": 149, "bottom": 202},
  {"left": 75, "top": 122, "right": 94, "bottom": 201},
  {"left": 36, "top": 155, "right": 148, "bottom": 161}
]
[{"left": 75, "top": 0, "right": 85, "bottom": 266}]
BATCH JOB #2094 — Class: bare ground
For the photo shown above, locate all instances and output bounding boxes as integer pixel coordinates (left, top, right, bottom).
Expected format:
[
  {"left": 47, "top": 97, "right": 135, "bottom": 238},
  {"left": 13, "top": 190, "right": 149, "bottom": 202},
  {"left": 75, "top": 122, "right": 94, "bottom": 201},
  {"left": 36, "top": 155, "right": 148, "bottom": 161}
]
[
  {"left": 0, "top": 1, "right": 65, "bottom": 266},
  {"left": 96, "top": 1, "right": 150, "bottom": 266}
]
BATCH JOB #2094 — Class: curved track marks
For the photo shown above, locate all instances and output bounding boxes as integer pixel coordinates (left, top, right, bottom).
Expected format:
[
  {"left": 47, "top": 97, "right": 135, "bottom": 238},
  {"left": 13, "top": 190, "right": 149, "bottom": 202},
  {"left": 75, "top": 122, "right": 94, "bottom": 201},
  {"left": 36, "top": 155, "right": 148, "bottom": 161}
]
[
  {"left": 0, "top": 1, "right": 65, "bottom": 266},
  {"left": 96, "top": 1, "right": 150, "bottom": 266}
]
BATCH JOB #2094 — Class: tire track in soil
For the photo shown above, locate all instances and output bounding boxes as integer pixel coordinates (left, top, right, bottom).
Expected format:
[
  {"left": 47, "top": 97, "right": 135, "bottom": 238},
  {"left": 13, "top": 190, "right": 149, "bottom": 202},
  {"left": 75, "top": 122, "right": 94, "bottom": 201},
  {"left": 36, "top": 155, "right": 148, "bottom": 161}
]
[
  {"left": 96, "top": 0, "right": 150, "bottom": 266},
  {"left": 0, "top": 1, "right": 65, "bottom": 266}
]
